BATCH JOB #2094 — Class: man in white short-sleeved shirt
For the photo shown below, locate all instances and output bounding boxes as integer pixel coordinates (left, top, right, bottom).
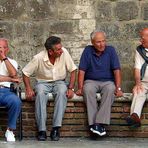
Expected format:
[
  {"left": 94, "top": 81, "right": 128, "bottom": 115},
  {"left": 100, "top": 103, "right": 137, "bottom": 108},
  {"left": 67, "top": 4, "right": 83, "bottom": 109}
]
[
  {"left": 126, "top": 28, "right": 148, "bottom": 128},
  {"left": 0, "top": 38, "right": 21, "bottom": 142},
  {"left": 22, "top": 36, "right": 77, "bottom": 141}
]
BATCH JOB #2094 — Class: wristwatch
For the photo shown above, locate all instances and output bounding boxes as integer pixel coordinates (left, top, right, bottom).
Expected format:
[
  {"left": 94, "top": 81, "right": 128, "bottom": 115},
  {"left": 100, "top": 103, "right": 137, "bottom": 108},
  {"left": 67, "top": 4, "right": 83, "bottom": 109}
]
[
  {"left": 3, "top": 57, "right": 8, "bottom": 61},
  {"left": 68, "top": 88, "right": 74, "bottom": 91},
  {"left": 117, "top": 87, "right": 121, "bottom": 91}
]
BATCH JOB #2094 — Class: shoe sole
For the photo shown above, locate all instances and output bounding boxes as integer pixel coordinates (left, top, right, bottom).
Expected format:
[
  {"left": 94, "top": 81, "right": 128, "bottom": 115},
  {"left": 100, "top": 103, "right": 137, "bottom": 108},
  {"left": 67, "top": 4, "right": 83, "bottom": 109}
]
[{"left": 90, "top": 128, "right": 106, "bottom": 136}]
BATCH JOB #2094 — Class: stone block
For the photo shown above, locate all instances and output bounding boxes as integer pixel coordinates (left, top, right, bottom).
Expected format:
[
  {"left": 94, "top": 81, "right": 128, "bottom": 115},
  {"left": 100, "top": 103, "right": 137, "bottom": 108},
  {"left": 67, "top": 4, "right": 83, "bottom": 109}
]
[
  {"left": 79, "top": 19, "right": 96, "bottom": 35},
  {"left": 0, "top": 22, "right": 13, "bottom": 39},
  {"left": 121, "top": 65, "right": 134, "bottom": 81},
  {"left": 49, "top": 21, "right": 78, "bottom": 34},
  {"left": 108, "top": 41, "right": 135, "bottom": 64},
  {"left": 9, "top": 22, "right": 45, "bottom": 67},
  {"left": 95, "top": 1, "right": 112, "bottom": 22},
  {"left": 58, "top": 5, "right": 95, "bottom": 19},
  {"left": 123, "top": 22, "right": 148, "bottom": 39},
  {"left": 57, "top": 0, "right": 76, "bottom": 5},
  {"left": 114, "top": 1, "right": 138, "bottom": 21},
  {"left": 142, "top": 3, "right": 148, "bottom": 20},
  {"left": 96, "top": 22, "right": 121, "bottom": 39},
  {"left": 27, "top": 0, "right": 57, "bottom": 20},
  {"left": 0, "top": 0, "right": 25, "bottom": 20},
  {"left": 122, "top": 81, "right": 134, "bottom": 93},
  {"left": 76, "top": 0, "right": 94, "bottom": 6}
]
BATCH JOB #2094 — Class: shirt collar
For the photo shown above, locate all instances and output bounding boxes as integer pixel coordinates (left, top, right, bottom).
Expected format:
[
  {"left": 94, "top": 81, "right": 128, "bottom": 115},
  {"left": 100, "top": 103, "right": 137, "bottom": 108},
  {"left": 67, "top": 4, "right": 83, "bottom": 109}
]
[
  {"left": 145, "top": 48, "right": 148, "bottom": 52},
  {"left": 92, "top": 46, "right": 106, "bottom": 56},
  {"left": 43, "top": 50, "right": 49, "bottom": 61}
]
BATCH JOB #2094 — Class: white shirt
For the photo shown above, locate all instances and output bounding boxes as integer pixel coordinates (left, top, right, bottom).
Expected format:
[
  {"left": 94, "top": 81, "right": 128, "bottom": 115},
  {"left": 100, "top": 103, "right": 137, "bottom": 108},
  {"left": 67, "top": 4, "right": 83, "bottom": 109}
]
[
  {"left": 22, "top": 47, "right": 77, "bottom": 82},
  {"left": 0, "top": 57, "right": 18, "bottom": 87},
  {"left": 135, "top": 48, "right": 148, "bottom": 82}
]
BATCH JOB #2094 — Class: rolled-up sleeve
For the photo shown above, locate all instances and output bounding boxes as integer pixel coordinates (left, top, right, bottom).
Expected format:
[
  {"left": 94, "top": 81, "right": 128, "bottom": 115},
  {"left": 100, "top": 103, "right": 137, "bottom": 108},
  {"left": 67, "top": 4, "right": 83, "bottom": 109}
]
[
  {"left": 65, "top": 49, "right": 77, "bottom": 72},
  {"left": 79, "top": 48, "right": 89, "bottom": 71},
  {"left": 22, "top": 57, "right": 38, "bottom": 77}
]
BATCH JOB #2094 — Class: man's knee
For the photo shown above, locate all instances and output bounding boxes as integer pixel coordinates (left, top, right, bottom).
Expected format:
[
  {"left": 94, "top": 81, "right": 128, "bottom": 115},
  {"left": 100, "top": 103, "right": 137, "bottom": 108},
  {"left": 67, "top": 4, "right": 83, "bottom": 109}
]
[
  {"left": 8, "top": 95, "right": 21, "bottom": 108},
  {"left": 83, "top": 83, "right": 96, "bottom": 95},
  {"left": 103, "top": 84, "right": 115, "bottom": 93},
  {"left": 55, "top": 84, "right": 67, "bottom": 95}
]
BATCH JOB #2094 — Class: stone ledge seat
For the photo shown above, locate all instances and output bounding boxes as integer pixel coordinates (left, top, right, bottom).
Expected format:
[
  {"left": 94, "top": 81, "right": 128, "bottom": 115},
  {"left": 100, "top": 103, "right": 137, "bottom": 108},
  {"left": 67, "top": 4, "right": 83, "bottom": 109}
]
[{"left": 21, "top": 92, "right": 136, "bottom": 102}]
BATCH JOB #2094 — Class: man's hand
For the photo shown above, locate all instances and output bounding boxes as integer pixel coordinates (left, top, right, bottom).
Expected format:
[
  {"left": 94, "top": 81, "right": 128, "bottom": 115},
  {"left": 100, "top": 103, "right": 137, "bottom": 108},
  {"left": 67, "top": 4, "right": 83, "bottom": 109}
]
[
  {"left": 25, "top": 87, "right": 35, "bottom": 101},
  {"left": 114, "top": 88, "right": 123, "bottom": 97},
  {"left": 11, "top": 77, "right": 22, "bottom": 84},
  {"left": 66, "top": 89, "right": 74, "bottom": 99},
  {"left": 132, "top": 83, "right": 144, "bottom": 95},
  {"left": 75, "top": 88, "right": 83, "bottom": 96}
]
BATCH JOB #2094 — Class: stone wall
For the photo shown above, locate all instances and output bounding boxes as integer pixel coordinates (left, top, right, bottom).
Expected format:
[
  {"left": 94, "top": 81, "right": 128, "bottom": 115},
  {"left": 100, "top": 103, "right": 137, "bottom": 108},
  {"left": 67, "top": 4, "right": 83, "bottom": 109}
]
[{"left": 0, "top": 0, "right": 148, "bottom": 92}]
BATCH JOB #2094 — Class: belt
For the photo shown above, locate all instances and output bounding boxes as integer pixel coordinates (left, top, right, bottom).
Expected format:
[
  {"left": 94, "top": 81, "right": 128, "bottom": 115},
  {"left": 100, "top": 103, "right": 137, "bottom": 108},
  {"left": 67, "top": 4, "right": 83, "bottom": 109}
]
[{"left": 0, "top": 85, "right": 9, "bottom": 89}]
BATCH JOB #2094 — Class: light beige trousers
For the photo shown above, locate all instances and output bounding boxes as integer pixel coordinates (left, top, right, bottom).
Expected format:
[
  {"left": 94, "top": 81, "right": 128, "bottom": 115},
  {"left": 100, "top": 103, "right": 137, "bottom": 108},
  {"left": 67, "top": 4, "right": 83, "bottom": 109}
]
[{"left": 131, "top": 82, "right": 148, "bottom": 118}]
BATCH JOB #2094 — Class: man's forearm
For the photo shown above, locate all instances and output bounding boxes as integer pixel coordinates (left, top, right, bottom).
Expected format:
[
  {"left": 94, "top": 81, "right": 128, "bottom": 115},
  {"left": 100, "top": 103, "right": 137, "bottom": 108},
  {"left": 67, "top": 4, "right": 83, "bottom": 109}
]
[
  {"left": 68, "top": 70, "right": 76, "bottom": 89},
  {"left": 113, "top": 69, "right": 121, "bottom": 88},
  {"left": 0, "top": 75, "right": 12, "bottom": 82},
  {"left": 78, "top": 70, "right": 85, "bottom": 89},
  {"left": 22, "top": 74, "right": 32, "bottom": 89},
  {"left": 134, "top": 68, "right": 141, "bottom": 85},
  {"left": 4, "top": 59, "right": 17, "bottom": 77}
]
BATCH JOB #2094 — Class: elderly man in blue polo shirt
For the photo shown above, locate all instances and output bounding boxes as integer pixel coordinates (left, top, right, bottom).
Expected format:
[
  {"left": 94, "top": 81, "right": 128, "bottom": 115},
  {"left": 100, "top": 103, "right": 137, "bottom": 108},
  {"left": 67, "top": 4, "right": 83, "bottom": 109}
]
[{"left": 76, "top": 30, "right": 123, "bottom": 137}]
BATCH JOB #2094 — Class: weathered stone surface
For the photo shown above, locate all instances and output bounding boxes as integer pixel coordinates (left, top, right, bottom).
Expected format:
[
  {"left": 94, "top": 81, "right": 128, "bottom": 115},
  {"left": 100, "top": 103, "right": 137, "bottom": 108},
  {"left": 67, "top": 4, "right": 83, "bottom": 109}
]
[
  {"left": 123, "top": 22, "right": 148, "bottom": 39},
  {"left": 114, "top": 1, "right": 138, "bottom": 21},
  {"left": 95, "top": 0, "right": 112, "bottom": 22},
  {"left": 121, "top": 65, "right": 134, "bottom": 81},
  {"left": 76, "top": 0, "right": 94, "bottom": 6},
  {"left": 79, "top": 19, "right": 96, "bottom": 37},
  {"left": 49, "top": 21, "right": 79, "bottom": 34},
  {"left": 122, "top": 81, "right": 134, "bottom": 93},
  {"left": 96, "top": 22, "right": 121, "bottom": 39},
  {"left": 0, "top": 22, "right": 13, "bottom": 39},
  {"left": 142, "top": 3, "right": 148, "bottom": 20},
  {"left": 27, "top": 0, "right": 57, "bottom": 20},
  {"left": 58, "top": 4, "right": 95, "bottom": 19},
  {"left": 57, "top": 0, "right": 76, "bottom": 5},
  {"left": 0, "top": 0, "right": 25, "bottom": 20},
  {"left": 108, "top": 41, "right": 135, "bottom": 64}
]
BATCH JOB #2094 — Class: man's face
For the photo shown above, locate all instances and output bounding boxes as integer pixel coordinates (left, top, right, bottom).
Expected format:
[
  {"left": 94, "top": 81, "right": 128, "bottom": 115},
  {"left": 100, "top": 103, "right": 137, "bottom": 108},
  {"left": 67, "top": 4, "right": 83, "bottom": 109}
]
[
  {"left": 140, "top": 28, "right": 148, "bottom": 48},
  {"left": 0, "top": 40, "right": 9, "bottom": 59},
  {"left": 50, "top": 43, "right": 63, "bottom": 58},
  {"left": 91, "top": 32, "right": 106, "bottom": 52}
]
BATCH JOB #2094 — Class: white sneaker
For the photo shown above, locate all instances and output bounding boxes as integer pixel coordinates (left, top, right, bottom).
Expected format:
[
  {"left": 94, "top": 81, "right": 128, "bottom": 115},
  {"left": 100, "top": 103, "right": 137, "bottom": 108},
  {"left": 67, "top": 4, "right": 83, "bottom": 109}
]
[{"left": 5, "top": 129, "right": 15, "bottom": 142}]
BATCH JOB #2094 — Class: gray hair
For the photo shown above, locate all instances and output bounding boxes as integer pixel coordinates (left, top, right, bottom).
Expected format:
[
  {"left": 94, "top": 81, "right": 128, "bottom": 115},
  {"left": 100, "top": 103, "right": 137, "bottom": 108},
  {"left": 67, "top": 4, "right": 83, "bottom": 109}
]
[
  {"left": 0, "top": 38, "right": 8, "bottom": 43},
  {"left": 90, "top": 30, "right": 106, "bottom": 40},
  {"left": 0, "top": 38, "right": 9, "bottom": 48}
]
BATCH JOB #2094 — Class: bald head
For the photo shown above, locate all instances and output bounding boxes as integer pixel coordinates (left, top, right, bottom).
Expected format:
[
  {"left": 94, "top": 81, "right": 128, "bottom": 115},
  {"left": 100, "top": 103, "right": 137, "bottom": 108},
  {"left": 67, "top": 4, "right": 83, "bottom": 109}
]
[
  {"left": 90, "top": 30, "right": 106, "bottom": 41},
  {"left": 90, "top": 30, "right": 106, "bottom": 52},
  {"left": 140, "top": 28, "right": 148, "bottom": 38},
  {"left": 140, "top": 28, "right": 148, "bottom": 48}
]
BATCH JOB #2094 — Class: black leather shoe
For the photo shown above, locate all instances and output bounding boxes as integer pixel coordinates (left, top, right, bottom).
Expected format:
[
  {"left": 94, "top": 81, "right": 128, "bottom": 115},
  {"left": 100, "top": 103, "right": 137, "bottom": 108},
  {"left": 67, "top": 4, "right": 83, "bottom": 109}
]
[
  {"left": 50, "top": 129, "right": 60, "bottom": 141},
  {"left": 126, "top": 113, "right": 141, "bottom": 128},
  {"left": 38, "top": 131, "right": 47, "bottom": 141}
]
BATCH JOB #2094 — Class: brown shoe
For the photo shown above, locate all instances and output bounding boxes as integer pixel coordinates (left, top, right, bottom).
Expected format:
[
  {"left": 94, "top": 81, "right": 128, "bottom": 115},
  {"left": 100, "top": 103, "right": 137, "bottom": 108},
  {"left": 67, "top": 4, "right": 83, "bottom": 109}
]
[{"left": 126, "top": 113, "right": 141, "bottom": 128}]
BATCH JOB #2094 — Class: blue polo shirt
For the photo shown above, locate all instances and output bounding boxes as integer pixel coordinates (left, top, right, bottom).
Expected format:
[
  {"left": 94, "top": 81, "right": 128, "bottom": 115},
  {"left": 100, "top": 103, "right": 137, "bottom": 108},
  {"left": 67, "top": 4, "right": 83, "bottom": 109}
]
[{"left": 79, "top": 45, "right": 121, "bottom": 81}]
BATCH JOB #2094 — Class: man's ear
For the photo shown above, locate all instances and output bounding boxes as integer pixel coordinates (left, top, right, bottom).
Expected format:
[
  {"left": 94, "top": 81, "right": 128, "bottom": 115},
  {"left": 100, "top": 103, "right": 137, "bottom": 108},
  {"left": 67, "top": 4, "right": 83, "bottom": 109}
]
[{"left": 48, "top": 49, "right": 53, "bottom": 56}]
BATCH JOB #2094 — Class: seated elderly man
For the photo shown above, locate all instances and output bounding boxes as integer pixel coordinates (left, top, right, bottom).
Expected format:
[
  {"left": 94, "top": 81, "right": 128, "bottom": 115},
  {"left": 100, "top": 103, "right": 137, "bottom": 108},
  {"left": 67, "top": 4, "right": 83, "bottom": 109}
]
[
  {"left": 22, "top": 36, "right": 77, "bottom": 141},
  {"left": 126, "top": 28, "right": 148, "bottom": 128},
  {"left": 0, "top": 38, "right": 21, "bottom": 142},
  {"left": 76, "top": 30, "right": 123, "bottom": 137}
]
